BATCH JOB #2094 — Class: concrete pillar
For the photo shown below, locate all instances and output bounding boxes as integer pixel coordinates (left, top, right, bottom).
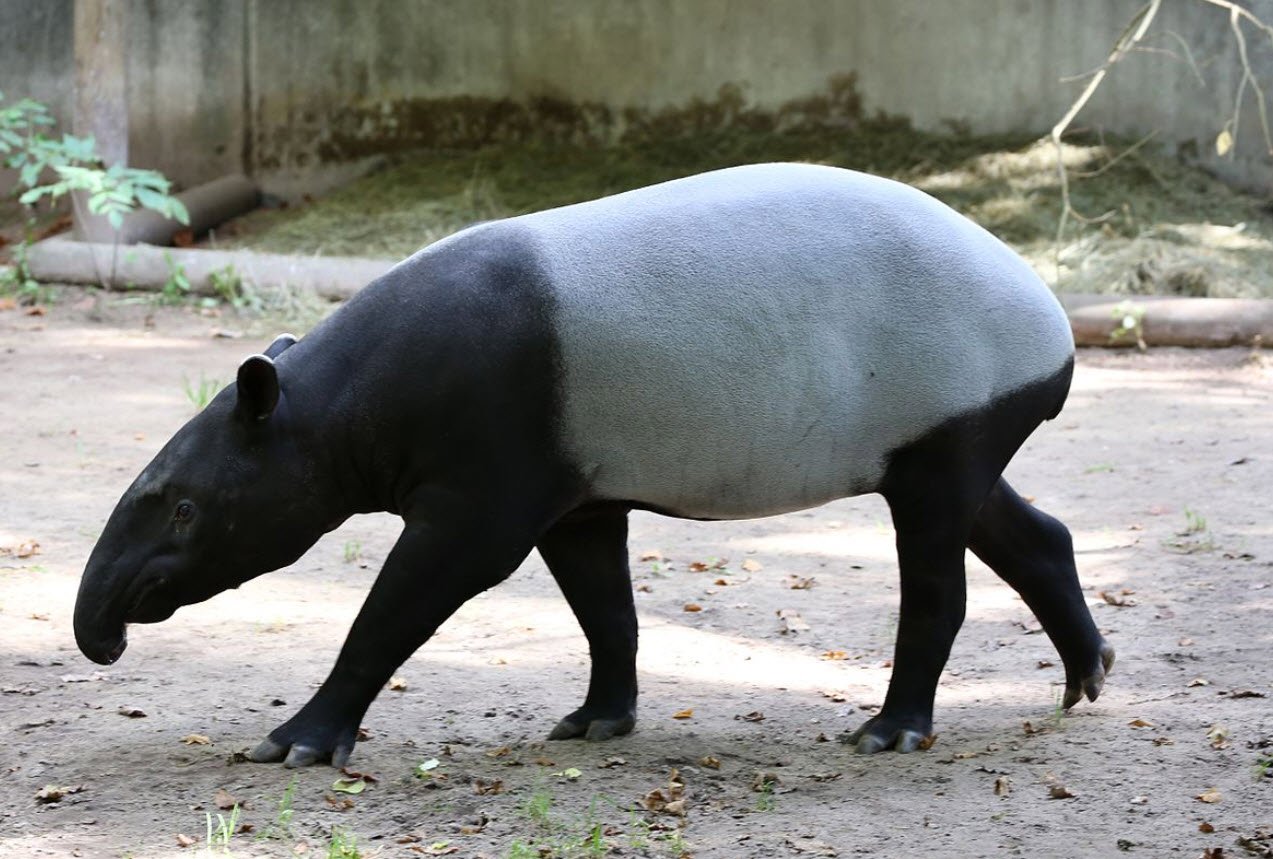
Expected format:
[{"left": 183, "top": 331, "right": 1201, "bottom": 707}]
[{"left": 72, "top": 0, "right": 127, "bottom": 241}]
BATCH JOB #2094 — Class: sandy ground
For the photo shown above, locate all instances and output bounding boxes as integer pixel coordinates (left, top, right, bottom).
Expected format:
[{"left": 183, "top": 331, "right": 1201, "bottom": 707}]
[{"left": 0, "top": 289, "right": 1270, "bottom": 859}]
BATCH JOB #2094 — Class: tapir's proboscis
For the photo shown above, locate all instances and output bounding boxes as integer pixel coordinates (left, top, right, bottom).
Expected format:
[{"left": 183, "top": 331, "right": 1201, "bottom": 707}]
[{"left": 75, "top": 163, "right": 1114, "bottom": 767}]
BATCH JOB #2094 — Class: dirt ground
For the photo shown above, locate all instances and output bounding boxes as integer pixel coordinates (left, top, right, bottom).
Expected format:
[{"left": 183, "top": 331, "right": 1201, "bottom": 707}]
[{"left": 1, "top": 289, "right": 1270, "bottom": 859}]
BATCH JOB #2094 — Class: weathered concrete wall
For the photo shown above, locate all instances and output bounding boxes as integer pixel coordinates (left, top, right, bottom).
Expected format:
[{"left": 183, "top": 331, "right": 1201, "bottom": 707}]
[{"left": 2, "top": 0, "right": 1271, "bottom": 194}]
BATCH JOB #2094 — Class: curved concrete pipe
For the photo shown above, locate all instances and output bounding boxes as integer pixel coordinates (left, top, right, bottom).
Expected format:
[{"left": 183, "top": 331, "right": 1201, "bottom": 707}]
[{"left": 75, "top": 174, "right": 260, "bottom": 245}]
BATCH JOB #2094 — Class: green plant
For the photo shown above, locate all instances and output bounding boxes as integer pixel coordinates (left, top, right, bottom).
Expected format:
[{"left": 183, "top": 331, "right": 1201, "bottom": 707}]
[
  {"left": 327, "top": 826, "right": 361, "bottom": 859},
  {"left": 1255, "top": 754, "right": 1272, "bottom": 781},
  {"left": 522, "top": 784, "right": 555, "bottom": 828},
  {"left": 506, "top": 841, "right": 538, "bottom": 859},
  {"left": 1, "top": 90, "right": 189, "bottom": 291},
  {"left": 343, "top": 540, "right": 363, "bottom": 563},
  {"left": 1109, "top": 300, "right": 1147, "bottom": 349},
  {"left": 210, "top": 264, "right": 258, "bottom": 309},
  {"left": 1183, "top": 507, "right": 1207, "bottom": 534},
  {"left": 754, "top": 778, "right": 776, "bottom": 811},
  {"left": 1051, "top": 687, "right": 1066, "bottom": 727},
  {"left": 181, "top": 372, "right": 221, "bottom": 412},
  {"left": 257, "top": 777, "right": 297, "bottom": 840},
  {"left": 205, "top": 803, "right": 240, "bottom": 852},
  {"left": 160, "top": 252, "right": 191, "bottom": 304}
]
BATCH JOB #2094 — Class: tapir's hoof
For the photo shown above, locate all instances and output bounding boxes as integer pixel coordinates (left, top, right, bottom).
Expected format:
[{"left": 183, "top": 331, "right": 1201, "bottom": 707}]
[
  {"left": 247, "top": 736, "right": 352, "bottom": 768},
  {"left": 1062, "top": 640, "right": 1116, "bottom": 710},
  {"left": 547, "top": 709, "right": 636, "bottom": 742},
  {"left": 840, "top": 715, "right": 933, "bottom": 755}
]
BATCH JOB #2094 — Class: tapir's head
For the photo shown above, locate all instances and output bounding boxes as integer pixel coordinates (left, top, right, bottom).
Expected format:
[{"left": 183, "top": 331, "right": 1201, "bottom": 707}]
[{"left": 75, "top": 335, "right": 334, "bottom": 665}]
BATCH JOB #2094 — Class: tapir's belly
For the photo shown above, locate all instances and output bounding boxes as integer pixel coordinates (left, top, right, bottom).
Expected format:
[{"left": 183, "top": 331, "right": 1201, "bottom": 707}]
[{"left": 513, "top": 164, "right": 1072, "bottom": 519}]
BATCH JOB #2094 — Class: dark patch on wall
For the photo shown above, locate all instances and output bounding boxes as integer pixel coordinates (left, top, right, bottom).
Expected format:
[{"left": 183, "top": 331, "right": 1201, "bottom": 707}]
[{"left": 277, "top": 74, "right": 870, "bottom": 172}]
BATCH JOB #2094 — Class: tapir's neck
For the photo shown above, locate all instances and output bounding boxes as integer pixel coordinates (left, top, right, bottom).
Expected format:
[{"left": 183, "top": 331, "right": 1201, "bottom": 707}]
[{"left": 272, "top": 229, "right": 577, "bottom": 525}]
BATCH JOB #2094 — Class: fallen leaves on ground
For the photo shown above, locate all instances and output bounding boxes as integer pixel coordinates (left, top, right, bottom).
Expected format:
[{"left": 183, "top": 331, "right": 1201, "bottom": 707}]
[
  {"left": 387, "top": 676, "right": 408, "bottom": 691},
  {"left": 117, "top": 707, "right": 147, "bottom": 718},
  {"left": 1099, "top": 589, "right": 1137, "bottom": 607},
  {"left": 672, "top": 708, "right": 694, "bottom": 720},
  {"left": 994, "top": 776, "right": 1011, "bottom": 796},
  {"left": 741, "top": 558, "right": 763, "bottom": 572},
  {"left": 1196, "top": 788, "right": 1222, "bottom": 804},
  {"left": 214, "top": 788, "right": 239, "bottom": 809},
  {"left": 777, "top": 609, "right": 810, "bottom": 633},
  {"left": 472, "top": 777, "right": 503, "bottom": 795},
  {"left": 181, "top": 734, "right": 211, "bottom": 745},
  {"left": 175, "top": 833, "right": 196, "bottom": 847},
  {"left": 736, "top": 711, "right": 766, "bottom": 723},
  {"left": 35, "top": 784, "right": 85, "bottom": 804},
  {"left": 699, "top": 755, "right": 721, "bottom": 769},
  {"left": 787, "top": 575, "right": 816, "bottom": 590},
  {"left": 683, "top": 603, "right": 703, "bottom": 612},
  {"left": 643, "top": 768, "right": 687, "bottom": 816}
]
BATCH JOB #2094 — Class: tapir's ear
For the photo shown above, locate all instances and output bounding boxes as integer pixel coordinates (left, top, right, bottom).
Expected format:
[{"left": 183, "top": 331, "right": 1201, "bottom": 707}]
[
  {"left": 263, "top": 332, "right": 298, "bottom": 359},
  {"left": 235, "top": 354, "right": 279, "bottom": 423}
]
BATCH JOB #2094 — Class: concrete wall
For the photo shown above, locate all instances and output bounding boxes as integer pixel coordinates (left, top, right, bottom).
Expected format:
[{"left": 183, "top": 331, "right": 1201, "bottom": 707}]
[{"left": 2, "top": 0, "right": 1271, "bottom": 195}]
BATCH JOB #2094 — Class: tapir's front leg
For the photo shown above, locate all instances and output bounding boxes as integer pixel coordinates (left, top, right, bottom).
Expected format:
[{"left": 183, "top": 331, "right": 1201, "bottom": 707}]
[{"left": 249, "top": 514, "right": 536, "bottom": 768}]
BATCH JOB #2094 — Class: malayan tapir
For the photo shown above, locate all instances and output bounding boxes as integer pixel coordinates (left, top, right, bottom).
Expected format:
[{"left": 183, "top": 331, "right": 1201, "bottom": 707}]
[{"left": 74, "top": 162, "right": 1114, "bottom": 767}]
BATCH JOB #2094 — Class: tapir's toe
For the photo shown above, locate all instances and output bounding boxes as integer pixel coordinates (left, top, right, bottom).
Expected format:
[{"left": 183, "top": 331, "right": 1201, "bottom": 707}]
[
  {"left": 841, "top": 714, "right": 934, "bottom": 755},
  {"left": 547, "top": 707, "right": 635, "bottom": 742},
  {"left": 247, "top": 737, "right": 288, "bottom": 763},
  {"left": 1062, "top": 640, "right": 1116, "bottom": 710}
]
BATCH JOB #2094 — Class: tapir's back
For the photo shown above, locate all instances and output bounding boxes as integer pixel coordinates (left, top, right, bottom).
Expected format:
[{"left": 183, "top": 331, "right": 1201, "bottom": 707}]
[{"left": 498, "top": 163, "right": 1072, "bottom": 518}]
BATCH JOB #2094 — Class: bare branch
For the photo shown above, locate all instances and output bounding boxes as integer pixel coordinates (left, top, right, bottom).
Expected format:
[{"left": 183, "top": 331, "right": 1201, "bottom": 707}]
[{"left": 1051, "top": 0, "right": 1163, "bottom": 272}]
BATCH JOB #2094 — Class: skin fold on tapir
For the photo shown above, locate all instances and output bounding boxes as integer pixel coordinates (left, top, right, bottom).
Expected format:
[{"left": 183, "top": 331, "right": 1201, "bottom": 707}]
[{"left": 75, "top": 162, "right": 1115, "bottom": 767}]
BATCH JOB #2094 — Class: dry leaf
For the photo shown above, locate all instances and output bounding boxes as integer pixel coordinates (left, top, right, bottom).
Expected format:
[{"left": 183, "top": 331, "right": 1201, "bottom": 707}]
[
  {"left": 713, "top": 577, "right": 730, "bottom": 586},
  {"left": 1048, "top": 784, "right": 1076, "bottom": 799},
  {"left": 821, "top": 650, "right": 847, "bottom": 661},
  {"left": 699, "top": 755, "right": 721, "bottom": 769},
  {"left": 24, "top": 305, "right": 46, "bottom": 317},
  {"left": 918, "top": 734, "right": 938, "bottom": 750},
  {"left": 736, "top": 711, "right": 766, "bottom": 723},
  {"left": 1216, "top": 128, "right": 1234, "bottom": 156},
  {"left": 35, "top": 784, "right": 85, "bottom": 804},
  {"left": 600, "top": 756, "right": 626, "bottom": 768},
  {"left": 741, "top": 558, "right": 763, "bottom": 572},
  {"left": 994, "top": 776, "right": 1011, "bottom": 796},
  {"left": 176, "top": 833, "right": 196, "bottom": 847},
  {"left": 639, "top": 549, "right": 663, "bottom": 562},
  {"left": 1207, "top": 725, "right": 1230, "bottom": 750},
  {"left": 472, "top": 778, "right": 503, "bottom": 795},
  {"left": 181, "top": 734, "right": 211, "bottom": 745},
  {"left": 388, "top": 676, "right": 408, "bottom": 691},
  {"left": 15, "top": 540, "right": 40, "bottom": 558},
  {"left": 821, "top": 690, "right": 848, "bottom": 702},
  {"left": 1196, "top": 788, "right": 1222, "bottom": 804},
  {"left": 485, "top": 745, "right": 511, "bottom": 758},
  {"left": 1037, "top": 659, "right": 1055, "bottom": 669},
  {"left": 787, "top": 575, "right": 816, "bottom": 590},
  {"left": 1199, "top": 822, "right": 1215, "bottom": 833},
  {"left": 1128, "top": 718, "right": 1154, "bottom": 728},
  {"left": 1099, "top": 589, "right": 1136, "bottom": 607},
  {"left": 324, "top": 794, "right": 354, "bottom": 811},
  {"left": 1188, "top": 678, "right": 1210, "bottom": 687},
  {"left": 214, "top": 788, "right": 238, "bottom": 810},
  {"left": 777, "top": 608, "right": 810, "bottom": 633},
  {"left": 683, "top": 603, "right": 703, "bottom": 613},
  {"left": 118, "top": 707, "right": 147, "bottom": 718},
  {"left": 672, "top": 708, "right": 694, "bottom": 720}
]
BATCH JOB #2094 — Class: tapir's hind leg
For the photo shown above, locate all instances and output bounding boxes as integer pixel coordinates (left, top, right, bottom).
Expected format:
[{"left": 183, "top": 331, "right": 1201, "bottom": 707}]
[
  {"left": 538, "top": 506, "right": 639, "bottom": 741},
  {"left": 845, "top": 482, "right": 980, "bottom": 754},
  {"left": 969, "top": 479, "right": 1114, "bottom": 708}
]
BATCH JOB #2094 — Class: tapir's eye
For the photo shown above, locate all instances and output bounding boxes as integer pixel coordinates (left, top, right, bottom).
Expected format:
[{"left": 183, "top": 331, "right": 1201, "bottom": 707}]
[{"left": 173, "top": 500, "right": 195, "bottom": 522}]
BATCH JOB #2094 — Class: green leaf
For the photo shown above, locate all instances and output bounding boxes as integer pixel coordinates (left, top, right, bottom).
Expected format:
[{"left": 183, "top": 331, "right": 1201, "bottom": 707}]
[{"left": 330, "top": 776, "right": 366, "bottom": 795}]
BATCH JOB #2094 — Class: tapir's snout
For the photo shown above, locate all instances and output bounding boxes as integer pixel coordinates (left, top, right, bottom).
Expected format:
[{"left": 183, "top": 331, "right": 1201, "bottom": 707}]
[{"left": 77, "top": 626, "right": 128, "bottom": 665}]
